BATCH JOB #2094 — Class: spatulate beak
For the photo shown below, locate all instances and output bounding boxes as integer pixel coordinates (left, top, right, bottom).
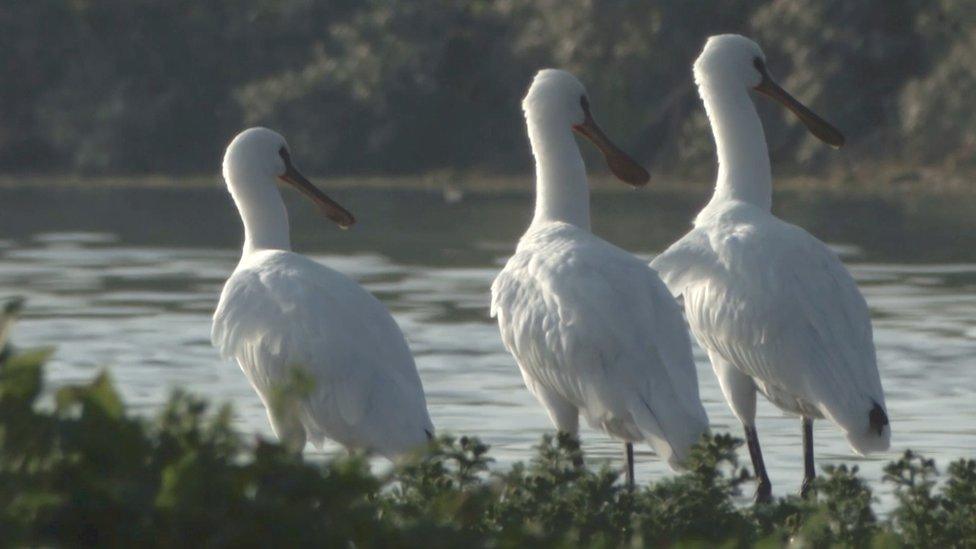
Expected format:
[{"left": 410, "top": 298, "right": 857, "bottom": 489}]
[
  {"left": 753, "top": 58, "right": 845, "bottom": 148},
  {"left": 278, "top": 150, "right": 355, "bottom": 229},
  {"left": 572, "top": 100, "right": 650, "bottom": 187}
]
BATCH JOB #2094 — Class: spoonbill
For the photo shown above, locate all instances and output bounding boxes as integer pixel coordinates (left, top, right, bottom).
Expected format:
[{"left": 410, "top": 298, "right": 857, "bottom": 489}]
[
  {"left": 212, "top": 127, "right": 434, "bottom": 458},
  {"left": 491, "top": 70, "right": 709, "bottom": 485},
  {"left": 651, "top": 35, "right": 889, "bottom": 501}
]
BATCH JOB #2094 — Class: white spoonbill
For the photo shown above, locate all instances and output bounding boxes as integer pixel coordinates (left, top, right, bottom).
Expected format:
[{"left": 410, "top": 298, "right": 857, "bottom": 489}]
[
  {"left": 651, "top": 35, "right": 889, "bottom": 501},
  {"left": 491, "top": 70, "right": 709, "bottom": 485},
  {"left": 212, "top": 127, "right": 434, "bottom": 458}
]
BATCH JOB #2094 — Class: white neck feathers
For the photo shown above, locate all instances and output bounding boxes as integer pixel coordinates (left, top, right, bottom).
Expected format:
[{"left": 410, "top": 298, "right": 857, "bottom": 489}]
[
  {"left": 698, "top": 77, "right": 772, "bottom": 216},
  {"left": 227, "top": 172, "right": 291, "bottom": 255},
  {"left": 527, "top": 118, "right": 591, "bottom": 230}
]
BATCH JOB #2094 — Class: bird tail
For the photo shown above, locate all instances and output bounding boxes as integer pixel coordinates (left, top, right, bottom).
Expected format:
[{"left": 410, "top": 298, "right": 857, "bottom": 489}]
[
  {"left": 828, "top": 399, "right": 890, "bottom": 455},
  {"left": 631, "top": 395, "right": 709, "bottom": 470}
]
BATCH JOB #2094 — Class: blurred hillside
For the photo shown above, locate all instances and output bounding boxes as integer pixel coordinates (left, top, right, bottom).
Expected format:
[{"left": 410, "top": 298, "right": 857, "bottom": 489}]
[{"left": 2, "top": 0, "right": 973, "bottom": 178}]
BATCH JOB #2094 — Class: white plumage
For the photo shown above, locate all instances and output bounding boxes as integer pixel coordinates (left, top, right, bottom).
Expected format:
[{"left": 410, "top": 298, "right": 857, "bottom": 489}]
[
  {"left": 212, "top": 128, "right": 433, "bottom": 459},
  {"left": 491, "top": 70, "right": 708, "bottom": 476},
  {"left": 492, "top": 223, "right": 710, "bottom": 468},
  {"left": 651, "top": 35, "right": 888, "bottom": 497},
  {"left": 653, "top": 203, "right": 887, "bottom": 452}
]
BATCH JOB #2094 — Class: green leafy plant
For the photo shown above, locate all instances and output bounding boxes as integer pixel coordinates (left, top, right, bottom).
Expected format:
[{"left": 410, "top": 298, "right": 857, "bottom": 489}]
[{"left": 3, "top": 350, "right": 976, "bottom": 547}]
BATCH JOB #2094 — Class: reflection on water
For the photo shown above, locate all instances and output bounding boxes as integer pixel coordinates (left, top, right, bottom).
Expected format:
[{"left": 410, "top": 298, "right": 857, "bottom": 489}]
[{"left": 1, "top": 186, "right": 975, "bottom": 503}]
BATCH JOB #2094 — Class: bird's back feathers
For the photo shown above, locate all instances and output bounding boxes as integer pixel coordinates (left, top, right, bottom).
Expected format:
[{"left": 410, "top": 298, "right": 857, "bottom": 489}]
[
  {"left": 652, "top": 202, "right": 889, "bottom": 453},
  {"left": 492, "top": 222, "right": 709, "bottom": 468},
  {"left": 213, "top": 250, "right": 433, "bottom": 458}
]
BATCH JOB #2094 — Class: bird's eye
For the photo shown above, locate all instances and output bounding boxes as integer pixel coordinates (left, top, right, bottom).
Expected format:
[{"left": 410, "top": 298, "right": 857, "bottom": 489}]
[
  {"left": 278, "top": 146, "right": 290, "bottom": 162},
  {"left": 580, "top": 95, "right": 590, "bottom": 112},
  {"left": 753, "top": 57, "right": 766, "bottom": 73}
]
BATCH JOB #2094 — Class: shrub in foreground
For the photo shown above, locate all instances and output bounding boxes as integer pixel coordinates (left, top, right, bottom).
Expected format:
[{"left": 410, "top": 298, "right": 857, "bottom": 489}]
[{"left": 1, "top": 350, "right": 975, "bottom": 547}]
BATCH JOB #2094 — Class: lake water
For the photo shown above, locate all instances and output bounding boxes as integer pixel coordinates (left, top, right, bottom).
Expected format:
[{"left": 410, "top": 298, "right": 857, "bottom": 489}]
[{"left": 1, "top": 184, "right": 975, "bottom": 503}]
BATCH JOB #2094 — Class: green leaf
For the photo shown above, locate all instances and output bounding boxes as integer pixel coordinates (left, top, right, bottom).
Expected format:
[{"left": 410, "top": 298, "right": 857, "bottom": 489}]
[
  {"left": 55, "top": 370, "right": 123, "bottom": 420},
  {"left": 0, "top": 348, "right": 53, "bottom": 403}
]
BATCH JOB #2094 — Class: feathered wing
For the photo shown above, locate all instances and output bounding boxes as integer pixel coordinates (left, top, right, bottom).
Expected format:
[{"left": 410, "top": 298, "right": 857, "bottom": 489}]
[
  {"left": 650, "top": 228, "right": 720, "bottom": 297},
  {"left": 653, "top": 219, "right": 889, "bottom": 453},
  {"left": 212, "top": 251, "right": 433, "bottom": 458},
  {"left": 492, "top": 225, "right": 709, "bottom": 468}
]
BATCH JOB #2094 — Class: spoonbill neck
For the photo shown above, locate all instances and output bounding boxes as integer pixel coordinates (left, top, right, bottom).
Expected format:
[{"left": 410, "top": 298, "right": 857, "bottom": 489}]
[
  {"left": 227, "top": 173, "right": 291, "bottom": 255},
  {"left": 528, "top": 118, "right": 591, "bottom": 230},
  {"left": 699, "top": 81, "right": 772, "bottom": 213}
]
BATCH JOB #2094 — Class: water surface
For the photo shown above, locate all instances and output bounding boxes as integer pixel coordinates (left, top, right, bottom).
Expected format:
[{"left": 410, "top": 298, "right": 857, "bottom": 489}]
[{"left": 2, "top": 185, "right": 975, "bottom": 503}]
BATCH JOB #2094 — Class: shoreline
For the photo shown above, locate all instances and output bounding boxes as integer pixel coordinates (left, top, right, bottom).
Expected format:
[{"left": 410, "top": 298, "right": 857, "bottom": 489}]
[{"left": 0, "top": 165, "right": 971, "bottom": 196}]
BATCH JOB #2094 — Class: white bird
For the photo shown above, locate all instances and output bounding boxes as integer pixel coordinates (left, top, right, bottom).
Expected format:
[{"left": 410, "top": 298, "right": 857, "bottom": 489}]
[
  {"left": 651, "top": 35, "right": 889, "bottom": 501},
  {"left": 491, "top": 70, "right": 709, "bottom": 485},
  {"left": 212, "top": 127, "right": 434, "bottom": 459}
]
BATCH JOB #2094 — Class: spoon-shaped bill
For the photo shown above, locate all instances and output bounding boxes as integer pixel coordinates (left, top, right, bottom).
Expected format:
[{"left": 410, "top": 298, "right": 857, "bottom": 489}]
[
  {"left": 753, "top": 60, "right": 845, "bottom": 148},
  {"left": 278, "top": 152, "right": 356, "bottom": 229},
  {"left": 573, "top": 110, "right": 650, "bottom": 187},
  {"left": 279, "top": 166, "right": 356, "bottom": 229}
]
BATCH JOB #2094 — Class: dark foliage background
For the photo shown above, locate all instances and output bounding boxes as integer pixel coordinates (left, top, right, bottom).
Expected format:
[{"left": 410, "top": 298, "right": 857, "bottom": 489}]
[{"left": 1, "top": 0, "right": 973, "bottom": 177}]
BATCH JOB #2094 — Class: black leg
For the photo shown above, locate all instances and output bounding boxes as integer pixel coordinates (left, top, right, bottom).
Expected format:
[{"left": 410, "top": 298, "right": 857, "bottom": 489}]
[
  {"left": 801, "top": 417, "right": 815, "bottom": 498},
  {"left": 624, "top": 443, "right": 635, "bottom": 489},
  {"left": 744, "top": 424, "right": 772, "bottom": 503}
]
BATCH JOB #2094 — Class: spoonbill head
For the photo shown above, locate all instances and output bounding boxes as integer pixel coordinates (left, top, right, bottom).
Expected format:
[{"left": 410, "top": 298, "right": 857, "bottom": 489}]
[
  {"left": 523, "top": 69, "right": 650, "bottom": 187},
  {"left": 222, "top": 127, "right": 355, "bottom": 230},
  {"left": 695, "top": 34, "right": 844, "bottom": 148}
]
